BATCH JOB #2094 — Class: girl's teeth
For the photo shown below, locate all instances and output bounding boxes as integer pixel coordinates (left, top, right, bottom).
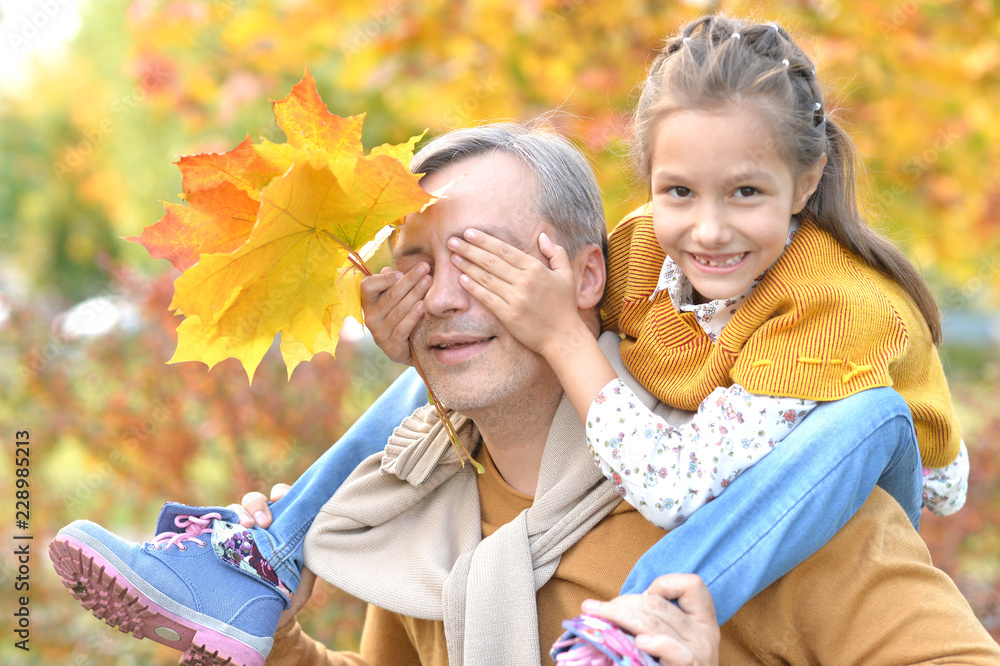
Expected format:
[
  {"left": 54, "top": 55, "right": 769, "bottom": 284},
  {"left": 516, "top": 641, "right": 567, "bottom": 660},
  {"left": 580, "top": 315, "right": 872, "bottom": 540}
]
[{"left": 695, "top": 253, "right": 745, "bottom": 267}]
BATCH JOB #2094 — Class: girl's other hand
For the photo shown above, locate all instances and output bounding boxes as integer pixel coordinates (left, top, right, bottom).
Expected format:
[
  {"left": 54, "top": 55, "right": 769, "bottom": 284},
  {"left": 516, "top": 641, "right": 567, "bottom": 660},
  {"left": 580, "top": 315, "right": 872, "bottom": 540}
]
[
  {"left": 581, "top": 574, "right": 720, "bottom": 666},
  {"left": 359, "top": 263, "right": 432, "bottom": 365}
]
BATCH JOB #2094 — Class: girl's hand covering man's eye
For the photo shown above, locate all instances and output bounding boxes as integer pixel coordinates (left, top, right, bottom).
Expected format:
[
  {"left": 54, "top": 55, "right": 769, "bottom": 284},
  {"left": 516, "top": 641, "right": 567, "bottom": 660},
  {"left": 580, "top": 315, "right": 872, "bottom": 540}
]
[{"left": 447, "top": 229, "right": 580, "bottom": 358}]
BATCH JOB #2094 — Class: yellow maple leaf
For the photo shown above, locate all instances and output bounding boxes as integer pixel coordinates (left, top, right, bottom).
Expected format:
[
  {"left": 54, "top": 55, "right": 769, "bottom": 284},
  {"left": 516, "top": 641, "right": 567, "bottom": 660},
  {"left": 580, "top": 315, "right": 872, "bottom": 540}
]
[
  {"left": 169, "top": 148, "right": 430, "bottom": 381},
  {"left": 132, "top": 69, "right": 431, "bottom": 381},
  {"left": 280, "top": 267, "right": 364, "bottom": 378}
]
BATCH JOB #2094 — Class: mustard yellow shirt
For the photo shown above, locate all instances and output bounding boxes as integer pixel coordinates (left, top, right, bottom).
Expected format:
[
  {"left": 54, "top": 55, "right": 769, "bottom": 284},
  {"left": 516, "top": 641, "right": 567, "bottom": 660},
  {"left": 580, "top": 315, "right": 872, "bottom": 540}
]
[{"left": 267, "top": 448, "right": 998, "bottom": 665}]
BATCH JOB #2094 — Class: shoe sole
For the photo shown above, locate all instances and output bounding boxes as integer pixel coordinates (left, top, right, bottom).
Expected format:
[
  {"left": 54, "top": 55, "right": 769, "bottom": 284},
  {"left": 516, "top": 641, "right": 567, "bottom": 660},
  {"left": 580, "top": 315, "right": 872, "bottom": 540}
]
[{"left": 49, "top": 535, "right": 265, "bottom": 666}]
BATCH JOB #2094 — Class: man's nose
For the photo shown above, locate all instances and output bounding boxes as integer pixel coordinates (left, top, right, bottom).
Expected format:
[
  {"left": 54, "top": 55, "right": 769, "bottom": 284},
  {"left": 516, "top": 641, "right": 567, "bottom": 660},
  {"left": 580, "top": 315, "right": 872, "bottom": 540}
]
[{"left": 422, "top": 259, "right": 470, "bottom": 318}]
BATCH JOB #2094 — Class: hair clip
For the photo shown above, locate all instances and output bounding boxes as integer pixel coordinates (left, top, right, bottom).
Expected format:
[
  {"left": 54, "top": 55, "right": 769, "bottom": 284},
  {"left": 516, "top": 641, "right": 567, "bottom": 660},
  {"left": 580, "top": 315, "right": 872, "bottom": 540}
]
[
  {"left": 731, "top": 32, "right": 741, "bottom": 40},
  {"left": 771, "top": 24, "right": 780, "bottom": 33},
  {"left": 782, "top": 59, "right": 790, "bottom": 67}
]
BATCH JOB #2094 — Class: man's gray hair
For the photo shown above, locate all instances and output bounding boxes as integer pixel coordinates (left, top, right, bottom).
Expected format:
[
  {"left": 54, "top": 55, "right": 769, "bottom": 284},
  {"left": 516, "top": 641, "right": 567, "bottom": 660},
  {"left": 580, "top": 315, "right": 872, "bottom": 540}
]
[{"left": 409, "top": 121, "right": 607, "bottom": 260}]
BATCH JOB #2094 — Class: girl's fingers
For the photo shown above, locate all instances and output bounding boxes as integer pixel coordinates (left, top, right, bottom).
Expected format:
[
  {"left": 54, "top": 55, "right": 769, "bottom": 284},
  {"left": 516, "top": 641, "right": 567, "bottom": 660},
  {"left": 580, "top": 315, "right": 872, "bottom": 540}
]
[
  {"left": 361, "top": 263, "right": 429, "bottom": 309},
  {"left": 538, "top": 232, "right": 573, "bottom": 271},
  {"left": 449, "top": 230, "right": 533, "bottom": 277},
  {"left": 636, "top": 635, "right": 696, "bottom": 666},
  {"left": 452, "top": 252, "right": 513, "bottom": 297},
  {"left": 359, "top": 269, "right": 403, "bottom": 308},
  {"left": 237, "top": 491, "right": 273, "bottom": 528},
  {"left": 360, "top": 264, "right": 430, "bottom": 331},
  {"left": 226, "top": 503, "right": 255, "bottom": 528},
  {"left": 382, "top": 274, "right": 431, "bottom": 328},
  {"left": 585, "top": 595, "right": 685, "bottom": 639},
  {"left": 269, "top": 483, "right": 292, "bottom": 502},
  {"left": 386, "top": 300, "right": 424, "bottom": 350},
  {"left": 647, "top": 574, "right": 717, "bottom": 623},
  {"left": 360, "top": 262, "right": 431, "bottom": 364},
  {"left": 461, "top": 228, "right": 533, "bottom": 265},
  {"left": 457, "top": 272, "right": 512, "bottom": 317}
]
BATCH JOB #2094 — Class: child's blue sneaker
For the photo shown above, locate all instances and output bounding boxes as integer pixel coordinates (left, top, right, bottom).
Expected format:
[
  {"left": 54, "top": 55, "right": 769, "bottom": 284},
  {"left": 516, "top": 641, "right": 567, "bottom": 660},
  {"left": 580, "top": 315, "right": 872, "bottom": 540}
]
[{"left": 49, "top": 502, "right": 292, "bottom": 666}]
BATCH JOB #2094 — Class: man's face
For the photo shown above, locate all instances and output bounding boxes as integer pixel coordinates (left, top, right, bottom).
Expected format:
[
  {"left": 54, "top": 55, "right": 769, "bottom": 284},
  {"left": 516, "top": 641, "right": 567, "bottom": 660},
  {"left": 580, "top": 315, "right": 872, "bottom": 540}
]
[{"left": 392, "top": 152, "right": 561, "bottom": 415}]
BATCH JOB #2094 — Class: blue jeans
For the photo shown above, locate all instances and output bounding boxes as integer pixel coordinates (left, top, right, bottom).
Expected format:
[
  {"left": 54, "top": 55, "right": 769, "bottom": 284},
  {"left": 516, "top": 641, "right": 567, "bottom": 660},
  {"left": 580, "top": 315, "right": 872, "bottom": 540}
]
[
  {"left": 251, "top": 367, "right": 428, "bottom": 592},
  {"left": 253, "top": 370, "right": 921, "bottom": 625},
  {"left": 620, "top": 386, "right": 922, "bottom": 624}
]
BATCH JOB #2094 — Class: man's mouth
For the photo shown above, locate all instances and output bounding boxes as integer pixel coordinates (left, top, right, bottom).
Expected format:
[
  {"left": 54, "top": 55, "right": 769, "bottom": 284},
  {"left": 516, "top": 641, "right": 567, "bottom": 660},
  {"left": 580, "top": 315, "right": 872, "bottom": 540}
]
[
  {"left": 430, "top": 336, "right": 494, "bottom": 349},
  {"left": 425, "top": 334, "right": 496, "bottom": 364}
]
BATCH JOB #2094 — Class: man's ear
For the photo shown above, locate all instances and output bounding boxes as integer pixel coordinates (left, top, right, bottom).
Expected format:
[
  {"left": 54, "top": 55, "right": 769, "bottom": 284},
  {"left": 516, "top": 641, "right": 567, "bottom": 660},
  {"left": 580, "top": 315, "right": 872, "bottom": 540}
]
[{"left": 574, "top": 243, "right": 607, "bottom": 311}]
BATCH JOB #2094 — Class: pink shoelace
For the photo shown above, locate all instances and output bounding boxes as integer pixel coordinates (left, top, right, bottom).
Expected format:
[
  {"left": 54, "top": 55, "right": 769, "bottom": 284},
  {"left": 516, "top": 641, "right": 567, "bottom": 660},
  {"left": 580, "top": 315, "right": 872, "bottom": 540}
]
[{"left": 150, "top": 513, "right": 223, "bottom": 551}]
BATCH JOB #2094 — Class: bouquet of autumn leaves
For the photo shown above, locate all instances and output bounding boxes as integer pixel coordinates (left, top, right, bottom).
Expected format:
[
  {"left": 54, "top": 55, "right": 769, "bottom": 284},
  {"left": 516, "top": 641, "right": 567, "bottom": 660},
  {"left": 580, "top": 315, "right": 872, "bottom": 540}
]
[{"left": 129, "top": 70, "right": 479, "bottom": 470}]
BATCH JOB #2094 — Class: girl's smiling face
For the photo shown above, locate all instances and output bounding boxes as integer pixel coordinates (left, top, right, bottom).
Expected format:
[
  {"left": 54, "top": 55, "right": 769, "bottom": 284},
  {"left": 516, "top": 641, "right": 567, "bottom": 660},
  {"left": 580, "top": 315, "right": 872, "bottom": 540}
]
[{"left": 649, "top": 105, "right": 824, "bottom": 303}]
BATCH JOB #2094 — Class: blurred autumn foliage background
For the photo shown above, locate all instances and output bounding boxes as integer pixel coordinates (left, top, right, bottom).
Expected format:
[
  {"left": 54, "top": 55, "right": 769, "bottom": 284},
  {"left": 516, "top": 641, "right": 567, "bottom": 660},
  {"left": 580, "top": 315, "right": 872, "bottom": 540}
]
[{"left": 1, "top": 0, "right": 998, "bottom": 662}]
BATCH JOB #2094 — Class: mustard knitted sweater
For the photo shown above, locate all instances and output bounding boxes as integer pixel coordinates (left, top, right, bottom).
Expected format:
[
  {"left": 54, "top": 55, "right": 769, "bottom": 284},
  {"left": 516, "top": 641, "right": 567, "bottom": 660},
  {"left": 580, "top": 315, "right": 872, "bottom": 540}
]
[{"left": 601, "top": 205, "right": 959, "bottom": 468}]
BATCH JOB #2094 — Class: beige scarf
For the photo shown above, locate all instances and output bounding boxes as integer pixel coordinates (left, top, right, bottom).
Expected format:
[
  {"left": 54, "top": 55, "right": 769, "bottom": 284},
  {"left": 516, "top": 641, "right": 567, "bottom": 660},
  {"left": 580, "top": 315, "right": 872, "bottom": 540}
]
[{"left": 304, "top": 332, "right": 683, "bottom": 665}]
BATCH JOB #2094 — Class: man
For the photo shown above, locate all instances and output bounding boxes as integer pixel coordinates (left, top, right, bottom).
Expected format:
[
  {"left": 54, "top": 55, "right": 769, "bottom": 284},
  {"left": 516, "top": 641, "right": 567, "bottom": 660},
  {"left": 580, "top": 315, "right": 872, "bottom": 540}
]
[
  {"left": 52, "top": 123, "right": 999, "bottom": 666},
  {"left": 261, "top": 123, "right": 998, "bottom": 664}
]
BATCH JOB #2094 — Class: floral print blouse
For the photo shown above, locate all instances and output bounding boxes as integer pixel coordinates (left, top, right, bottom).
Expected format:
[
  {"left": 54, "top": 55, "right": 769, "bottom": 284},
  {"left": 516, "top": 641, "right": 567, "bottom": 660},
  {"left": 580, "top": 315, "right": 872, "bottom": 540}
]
[{"left": 588, "top": 221, "right": 968, "bottom": 528}]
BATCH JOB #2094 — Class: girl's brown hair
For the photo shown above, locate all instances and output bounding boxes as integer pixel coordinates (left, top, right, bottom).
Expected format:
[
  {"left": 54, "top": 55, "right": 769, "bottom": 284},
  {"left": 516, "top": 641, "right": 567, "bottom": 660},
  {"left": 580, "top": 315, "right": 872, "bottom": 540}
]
[{"left": 633, "top": 15, "right": 942, "bottom": 343}]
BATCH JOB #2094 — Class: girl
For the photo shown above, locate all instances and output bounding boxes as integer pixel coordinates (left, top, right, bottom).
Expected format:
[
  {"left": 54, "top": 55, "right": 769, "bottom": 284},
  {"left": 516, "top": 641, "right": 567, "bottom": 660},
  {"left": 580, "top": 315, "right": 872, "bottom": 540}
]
[{"left": 434, "top": 15, "right": 969, "bottom": 659}]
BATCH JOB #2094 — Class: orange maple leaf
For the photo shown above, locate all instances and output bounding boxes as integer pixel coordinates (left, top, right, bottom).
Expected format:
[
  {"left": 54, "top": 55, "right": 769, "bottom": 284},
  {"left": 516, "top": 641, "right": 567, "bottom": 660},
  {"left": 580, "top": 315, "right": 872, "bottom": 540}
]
[{"left": 127, "top": 182, "right": 259, "bottom": 271}]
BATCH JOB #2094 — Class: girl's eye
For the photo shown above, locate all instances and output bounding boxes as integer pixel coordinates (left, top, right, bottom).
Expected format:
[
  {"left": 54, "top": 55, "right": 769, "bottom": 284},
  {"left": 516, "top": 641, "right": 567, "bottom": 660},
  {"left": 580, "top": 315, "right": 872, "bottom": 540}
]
[
  {"left": 669, "top": 186, "right": 692, "bottom": 197},
  {"left": 735, "top": 186, "right": 758, "bottom": 197}
]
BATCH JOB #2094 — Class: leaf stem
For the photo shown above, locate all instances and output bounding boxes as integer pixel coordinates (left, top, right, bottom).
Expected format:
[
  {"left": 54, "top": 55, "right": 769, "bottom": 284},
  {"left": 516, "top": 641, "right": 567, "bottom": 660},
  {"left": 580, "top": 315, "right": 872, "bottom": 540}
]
[
  {"left": 324, "top": 228, "right": 483, "bottom": 474},
  {"left": 408, "top": 342, "right": 485, "bottom": 475},
  {"left": 345, "top": 252, "right": 372, "bottom": 277},
  {"left": 320, "top": 229, "right": 373, "bottom": 278}
]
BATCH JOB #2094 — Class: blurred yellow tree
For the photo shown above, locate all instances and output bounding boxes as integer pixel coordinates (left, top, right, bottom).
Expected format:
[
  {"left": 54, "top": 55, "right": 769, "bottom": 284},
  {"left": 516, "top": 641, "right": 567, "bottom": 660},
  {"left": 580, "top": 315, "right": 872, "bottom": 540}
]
[
  {"left": 1, "top": 1, "right": 999, "bottom": 663},
  {"left": 2, "top": 0, "right": 997, "bottom": 305}
]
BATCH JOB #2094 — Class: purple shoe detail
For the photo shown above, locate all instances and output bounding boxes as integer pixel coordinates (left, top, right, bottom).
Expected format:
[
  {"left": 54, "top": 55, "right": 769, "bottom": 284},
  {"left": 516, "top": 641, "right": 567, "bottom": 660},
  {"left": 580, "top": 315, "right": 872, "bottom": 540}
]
[{"left": 211, "top": 521, "right": 291, "bottom": 600}]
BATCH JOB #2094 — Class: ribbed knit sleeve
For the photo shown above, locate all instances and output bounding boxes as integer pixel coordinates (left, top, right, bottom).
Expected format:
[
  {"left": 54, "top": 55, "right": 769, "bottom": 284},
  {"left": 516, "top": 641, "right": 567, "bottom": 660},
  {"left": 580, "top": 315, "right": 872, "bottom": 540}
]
[
  {"left": 265, "top": 620, "right": 369, "bottom": 666},
  {"left": 604, "top": 207, "right": 961, "bottom": 469},
  {"left": 601, "top": 203, "right": 663, "bottom": 333}
]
